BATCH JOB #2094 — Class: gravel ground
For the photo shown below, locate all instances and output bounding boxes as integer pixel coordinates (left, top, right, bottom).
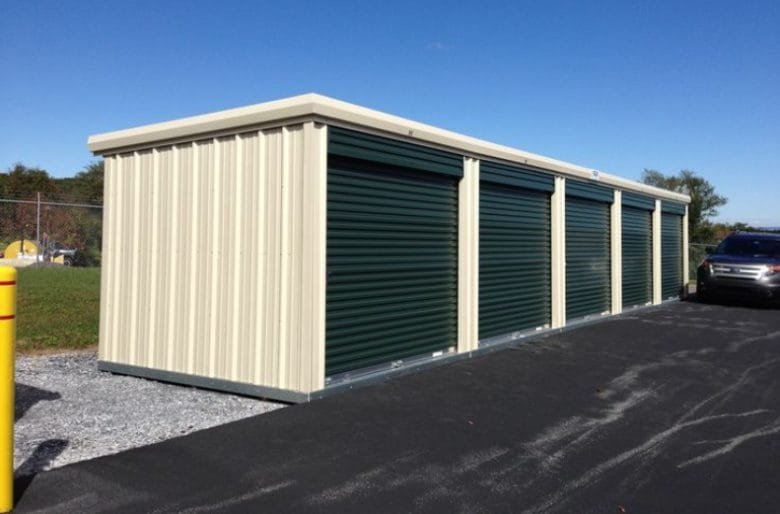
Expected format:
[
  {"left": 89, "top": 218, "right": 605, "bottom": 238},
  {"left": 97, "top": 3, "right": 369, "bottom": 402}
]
[{"left": 14, "top": 351, "right": 284, "bottom": 477}]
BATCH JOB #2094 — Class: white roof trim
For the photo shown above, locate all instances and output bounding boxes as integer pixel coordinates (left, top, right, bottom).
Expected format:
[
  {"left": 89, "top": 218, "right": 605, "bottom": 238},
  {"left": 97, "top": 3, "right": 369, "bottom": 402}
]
[{"left": 87, "top": 93, "right": 690, "bottom": 203}]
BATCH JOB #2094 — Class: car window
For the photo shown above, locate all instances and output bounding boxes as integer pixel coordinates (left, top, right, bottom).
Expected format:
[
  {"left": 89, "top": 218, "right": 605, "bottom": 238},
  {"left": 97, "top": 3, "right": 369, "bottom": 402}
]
[{"left": 716, "top": 237, "right": 780, "bottom": 257}]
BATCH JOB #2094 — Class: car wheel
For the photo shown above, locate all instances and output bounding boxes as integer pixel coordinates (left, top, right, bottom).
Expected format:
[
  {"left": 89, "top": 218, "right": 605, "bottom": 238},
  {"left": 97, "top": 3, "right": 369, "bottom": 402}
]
[{"left": 63, "top": 257, "right": 73, "bottom": 266}]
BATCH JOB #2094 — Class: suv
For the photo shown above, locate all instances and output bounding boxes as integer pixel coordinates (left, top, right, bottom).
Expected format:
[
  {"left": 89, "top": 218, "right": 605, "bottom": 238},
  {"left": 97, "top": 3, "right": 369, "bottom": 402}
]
[{"left": 697, "top": 232, "right": 780, "bottom": 303}]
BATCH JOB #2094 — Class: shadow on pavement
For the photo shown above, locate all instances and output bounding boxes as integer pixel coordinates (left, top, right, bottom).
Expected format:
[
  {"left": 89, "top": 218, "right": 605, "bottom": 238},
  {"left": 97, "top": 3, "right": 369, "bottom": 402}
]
[{"left": 14, "top": 439, "right": 69, "bottom": 504}]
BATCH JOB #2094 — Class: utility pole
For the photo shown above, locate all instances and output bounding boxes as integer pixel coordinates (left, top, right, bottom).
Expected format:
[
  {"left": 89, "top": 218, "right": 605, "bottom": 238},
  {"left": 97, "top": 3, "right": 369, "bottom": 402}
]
[{"left": 36, "top": 192, "right": 41, "bottom": 249}]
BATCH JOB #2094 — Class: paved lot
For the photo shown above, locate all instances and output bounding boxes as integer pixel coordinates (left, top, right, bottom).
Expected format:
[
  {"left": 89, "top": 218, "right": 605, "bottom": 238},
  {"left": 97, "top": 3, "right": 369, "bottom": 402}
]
[{"left": 14, "top": 300, "right": 780, "bottom": 513}]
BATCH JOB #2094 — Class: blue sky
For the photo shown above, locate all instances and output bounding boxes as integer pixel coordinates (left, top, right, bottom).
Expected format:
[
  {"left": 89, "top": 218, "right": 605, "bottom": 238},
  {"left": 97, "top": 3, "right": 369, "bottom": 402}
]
[{"left": 1, "top": 0, "right": 778, "bottom": 226}]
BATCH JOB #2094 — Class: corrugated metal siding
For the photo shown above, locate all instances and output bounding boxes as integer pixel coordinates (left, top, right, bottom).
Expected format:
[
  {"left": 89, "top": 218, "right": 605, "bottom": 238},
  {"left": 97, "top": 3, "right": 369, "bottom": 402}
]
[
  {"left": 622, "top": 206, "right": 652, "bottom": 307},
  {"left": 98, "top": 155, "right": 115, "bottom": 363},
  {"left": 479, "top": 183, "right": 551, "bottom": 339},
  {"left": 326, "top": 154, "right": 459, "bottom": 376},
  {"left": 662, "top": 212, "right": 683, "bottom": 299},
  {"left": 566, "top": 196, "right": 611, "bottom": 319},
  {"left": 99, "top": 123, "right": 326, "bottom": 393}
]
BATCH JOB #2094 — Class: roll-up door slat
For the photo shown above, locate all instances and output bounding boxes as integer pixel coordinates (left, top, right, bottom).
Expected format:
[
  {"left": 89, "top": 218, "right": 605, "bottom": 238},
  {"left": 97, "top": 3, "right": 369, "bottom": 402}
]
[
  {"left": 479, "top": 182, "right": 551, "bottom": 340},
  {"left": 662, "top": 213, "right": 683, "bottom": 299},
  {"left": 566, "top": 181, "right": 613, "bottom": 203},
  {"left": 326, "top": 136, "right": 459, "bottom": 376},
  {"left": 622, "top": 206, "right": 653, "bottom": 307},
  {"left": 566, "top": 196, "right": 611, "bottom": 319},
  {"left": 329, "top": 127, "right": 463, "bottom": 178},
  {"left": 480, "top": 161, "right": 555, "bottom": 192},
  {"left": 662, "top": 201, "right": 686, "bottom": 215},
  {"left": 623, "top": 192, "right": 655, "bottom": 210}
]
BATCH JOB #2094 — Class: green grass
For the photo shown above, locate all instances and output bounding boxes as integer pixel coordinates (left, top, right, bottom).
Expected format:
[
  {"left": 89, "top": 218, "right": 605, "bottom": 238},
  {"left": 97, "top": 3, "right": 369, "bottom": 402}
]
[{"left": 15, "top": 267, "right": 101, "bottom": 353}]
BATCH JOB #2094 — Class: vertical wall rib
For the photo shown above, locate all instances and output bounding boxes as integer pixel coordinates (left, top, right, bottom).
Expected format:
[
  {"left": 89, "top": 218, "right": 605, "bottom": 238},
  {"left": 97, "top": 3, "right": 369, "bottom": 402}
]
[{"left": 98, "top": 155, "right": 116, "bottom": 362}]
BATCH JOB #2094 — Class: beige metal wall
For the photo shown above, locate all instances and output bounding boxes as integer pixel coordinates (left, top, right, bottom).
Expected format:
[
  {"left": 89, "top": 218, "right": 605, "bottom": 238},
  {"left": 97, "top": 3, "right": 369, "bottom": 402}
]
[
  {"left": 457, "top": 158, "right": 480, "bottom": 353},
  {"left": 652, "top": 199, "right": 663, "bottom": 303},
  {"left": 99, "top": 122, "right": 327, "bottom": 394},
  {"left": 550, "top": 176, "right": 566, "bottom": 328},
  {"left": 610, "top": 190, "right": 623, "bottom": 314}
]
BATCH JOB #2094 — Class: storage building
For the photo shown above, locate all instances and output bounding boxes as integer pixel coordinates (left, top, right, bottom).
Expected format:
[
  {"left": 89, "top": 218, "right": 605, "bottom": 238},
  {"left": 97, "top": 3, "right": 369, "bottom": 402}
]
[{"left": 88, "top": 94, "right": 690, "bottom": 402}]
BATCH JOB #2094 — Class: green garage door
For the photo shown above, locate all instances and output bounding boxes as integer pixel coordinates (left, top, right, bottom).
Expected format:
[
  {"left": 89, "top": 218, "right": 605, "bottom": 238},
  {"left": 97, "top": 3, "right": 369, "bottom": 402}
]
[
  {"left": 662, "top": 201, "right": 685, "bottom": 299},
  {"left": 566, "top": 182, "right": 613, "bottom": 320},
  {"left": 326, "top": 127, "right": 462, "bottom": 376},
  {"left": 479, "top": 161, "right": 553, "bottom": 340},
  {"left": 622, "top": 193, "right": 654, "bottom": 308}
]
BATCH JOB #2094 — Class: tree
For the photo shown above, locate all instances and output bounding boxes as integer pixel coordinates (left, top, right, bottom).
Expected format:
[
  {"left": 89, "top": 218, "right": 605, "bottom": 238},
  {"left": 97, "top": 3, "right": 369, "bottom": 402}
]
[
  {"left": 641, "top": 169, "right": 727, "bottom": 243},
  {"left": 75, "top": 161, "right": 104, "bottom": 204},
  {"left": 0, "top": 163, "right": 56, "bottom": 244},
  {"left": 4, "top": 162, "right": 56, "bottom": 198},
  {"left": 56, "top": 161, "right": 104, "bottom": 204},
  {"left": 710, "top": 221, "right": 759, "bottom": 241},
  {"left": 66, "top": 161, "right": 104, "bottom": 265},
  {"left": 1, "top": 161, "right": 104, "bottom": 265}
]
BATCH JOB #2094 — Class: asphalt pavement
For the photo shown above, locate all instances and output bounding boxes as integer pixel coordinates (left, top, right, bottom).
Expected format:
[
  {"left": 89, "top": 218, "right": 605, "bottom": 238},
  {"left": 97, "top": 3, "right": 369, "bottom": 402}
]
[{"left": 13, "top": 300, "right": 780, "bottom": 513}]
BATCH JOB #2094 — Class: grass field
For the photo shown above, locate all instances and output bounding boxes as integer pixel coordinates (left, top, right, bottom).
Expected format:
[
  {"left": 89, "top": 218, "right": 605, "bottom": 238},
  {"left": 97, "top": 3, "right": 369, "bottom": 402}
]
[{"left": 15, "top": 267, "right": 101, "bottom": 354}]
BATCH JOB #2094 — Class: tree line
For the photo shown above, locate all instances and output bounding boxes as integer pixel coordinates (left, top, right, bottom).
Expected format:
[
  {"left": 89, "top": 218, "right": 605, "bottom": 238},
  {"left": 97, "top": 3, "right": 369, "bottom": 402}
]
[
  {"left": 641, "top": 169, "right": 772, "bottom": 243},
  {"left": 1, "top": 162, "right": 104, "bottom": 265}
]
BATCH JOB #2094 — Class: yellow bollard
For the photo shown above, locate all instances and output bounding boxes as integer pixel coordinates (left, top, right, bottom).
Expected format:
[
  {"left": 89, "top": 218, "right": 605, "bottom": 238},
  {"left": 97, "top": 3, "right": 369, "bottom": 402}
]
[{"left": 0, "top": 267, "right": 15, "bottom": 513}]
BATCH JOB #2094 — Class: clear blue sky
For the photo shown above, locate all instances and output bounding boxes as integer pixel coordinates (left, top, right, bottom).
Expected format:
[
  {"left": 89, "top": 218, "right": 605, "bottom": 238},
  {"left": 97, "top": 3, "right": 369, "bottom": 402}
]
[{"left": 2, "top": 0, "right": 778, "bottom": 226}]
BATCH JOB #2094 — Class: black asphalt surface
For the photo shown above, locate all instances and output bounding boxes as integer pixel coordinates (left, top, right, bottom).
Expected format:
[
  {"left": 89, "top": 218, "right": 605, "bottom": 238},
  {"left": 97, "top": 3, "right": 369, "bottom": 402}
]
[{"left": 14, "top": 300, "right": 780, "bottom": 513}]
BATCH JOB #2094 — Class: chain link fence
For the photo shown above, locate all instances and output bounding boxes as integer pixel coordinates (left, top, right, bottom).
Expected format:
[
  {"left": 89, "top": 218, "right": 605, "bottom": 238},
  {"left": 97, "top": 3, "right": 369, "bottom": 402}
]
[{"left": 0, "top": 195, "right": 102, "bottom": 266}]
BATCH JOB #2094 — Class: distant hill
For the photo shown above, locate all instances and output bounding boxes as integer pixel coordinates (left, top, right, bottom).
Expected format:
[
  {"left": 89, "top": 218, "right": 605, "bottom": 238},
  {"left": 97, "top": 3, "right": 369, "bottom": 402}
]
[{"left": 757, "top": 227, "right": 780, "bottom": 232}]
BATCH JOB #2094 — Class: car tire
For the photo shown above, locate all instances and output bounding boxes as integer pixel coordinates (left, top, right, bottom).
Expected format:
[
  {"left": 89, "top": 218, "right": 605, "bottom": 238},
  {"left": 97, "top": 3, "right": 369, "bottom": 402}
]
[{"left": 63, "top": 257, "right": 73, "bottom": 267}]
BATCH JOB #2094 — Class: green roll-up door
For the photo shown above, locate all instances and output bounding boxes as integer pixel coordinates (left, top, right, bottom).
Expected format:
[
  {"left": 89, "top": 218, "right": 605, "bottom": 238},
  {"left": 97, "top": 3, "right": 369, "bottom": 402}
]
[
  {"left": 326, "top": 128, "right": 460, "bottom": 376},
  {"left": 622, "top": 205, "right": 652, "bottom": 307},
  {"left": 479, "top": 161, "right": 553, "bottom": 340},
  {"left": 566, "top": 182, "right": 612, "bottom": 320},
  {"left": 661, "top": 211, "right": 683, "bottom": 299}
]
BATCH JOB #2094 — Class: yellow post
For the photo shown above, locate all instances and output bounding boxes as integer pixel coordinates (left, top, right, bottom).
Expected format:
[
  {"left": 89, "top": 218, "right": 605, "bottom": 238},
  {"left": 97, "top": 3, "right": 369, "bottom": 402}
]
[{"left": 0, "top": 267, "right": 16, "bottom": 513}]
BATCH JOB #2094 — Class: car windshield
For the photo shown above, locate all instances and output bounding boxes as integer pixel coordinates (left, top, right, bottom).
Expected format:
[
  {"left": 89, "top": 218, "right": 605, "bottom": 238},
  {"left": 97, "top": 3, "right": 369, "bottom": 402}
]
[{"left": 715, "top": 237, "right": 780, "bottom": 257}]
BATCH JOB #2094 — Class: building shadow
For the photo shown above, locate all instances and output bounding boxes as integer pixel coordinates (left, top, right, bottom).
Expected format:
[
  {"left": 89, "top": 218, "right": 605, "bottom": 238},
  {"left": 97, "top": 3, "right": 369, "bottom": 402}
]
[
  {"left": 14, "top": 438, "right": 69, "bottom": 503},
  {"left": 15, "top": 383, "right": 61, "bottom": 422}
]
